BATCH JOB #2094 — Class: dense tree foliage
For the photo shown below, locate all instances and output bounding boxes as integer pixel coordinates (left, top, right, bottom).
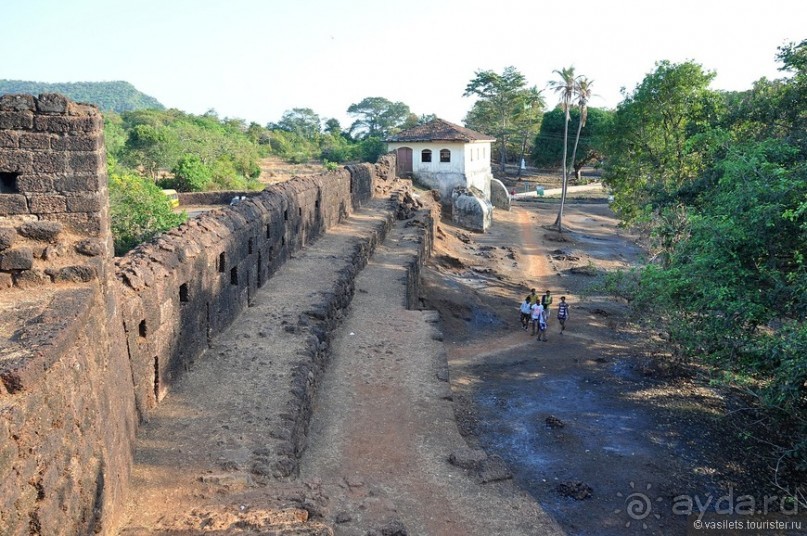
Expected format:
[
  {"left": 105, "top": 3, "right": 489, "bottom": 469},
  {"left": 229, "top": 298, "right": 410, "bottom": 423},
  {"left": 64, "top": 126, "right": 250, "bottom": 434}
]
[
  {"left": 463, "top": 67, "right": 544, "bottom": 172},
  {"left": 107, "top": 108, "right": 263, "bottom": 190},
  {"left": 346, "top": 97, "right": 411, "bottom": 139},
  {"left": 264, "top": 99, "right": 426, "bottom": 166},
  {"left": 603, "top": 60, "right": 723, "bottom": 222},
  {"left": 603, "top": 41, "right": 807, "bottom": 473},
  {"left": 532, "top": 106, "right": 612, "bottom": 176},
  {"left": 0, "top": 80, "right": 164, "bottom": 112}
]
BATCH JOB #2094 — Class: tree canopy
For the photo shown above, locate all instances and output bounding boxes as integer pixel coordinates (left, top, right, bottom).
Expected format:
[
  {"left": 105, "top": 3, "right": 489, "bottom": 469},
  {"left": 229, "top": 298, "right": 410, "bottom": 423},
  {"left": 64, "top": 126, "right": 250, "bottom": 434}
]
[
  {"left": 463, "top": 66, "right": 544, "bottom": 172},
  {"left": 107, "top": 108, "right": 263, "bottom": 190},
  {"left": 603, "top": 60, "right": 722, "bottom": 222},
  {"left": 532, "top": 106, "right": 612, "bottom": 175},
  {"left": 602, "top": 41, "right": 807, "bottom": 473},
  {"left": 347, "top": 97, "right": 411, "bottom": 139}
]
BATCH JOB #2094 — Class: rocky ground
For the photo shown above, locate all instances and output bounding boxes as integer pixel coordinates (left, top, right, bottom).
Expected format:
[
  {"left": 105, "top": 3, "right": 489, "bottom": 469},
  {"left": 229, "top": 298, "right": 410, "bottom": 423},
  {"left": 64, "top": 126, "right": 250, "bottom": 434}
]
[{"left": 422, "top": 196, "right": 797, "bottom": 535}]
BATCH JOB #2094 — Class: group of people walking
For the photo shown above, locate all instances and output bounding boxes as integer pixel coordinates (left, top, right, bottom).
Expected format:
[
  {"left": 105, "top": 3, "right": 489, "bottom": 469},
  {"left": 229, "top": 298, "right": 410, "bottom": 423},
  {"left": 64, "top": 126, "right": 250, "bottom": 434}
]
[{"left": 519, "top": 289, "right": 569, "bottom": 341}]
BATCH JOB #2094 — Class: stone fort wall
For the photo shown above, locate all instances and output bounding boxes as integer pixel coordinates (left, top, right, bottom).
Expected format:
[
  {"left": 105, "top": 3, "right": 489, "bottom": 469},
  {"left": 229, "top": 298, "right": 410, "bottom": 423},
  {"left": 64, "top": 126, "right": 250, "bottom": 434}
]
[{"left": 0, "top": 94, "right": 401, "bottom": 534}]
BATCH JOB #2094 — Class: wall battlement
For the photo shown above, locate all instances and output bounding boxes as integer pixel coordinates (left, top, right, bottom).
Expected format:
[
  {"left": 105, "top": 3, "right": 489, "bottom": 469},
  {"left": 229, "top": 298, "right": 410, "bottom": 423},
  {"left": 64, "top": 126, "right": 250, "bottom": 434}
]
[{"left": 0, "top": 94, "right": 406, "bottom": 534}]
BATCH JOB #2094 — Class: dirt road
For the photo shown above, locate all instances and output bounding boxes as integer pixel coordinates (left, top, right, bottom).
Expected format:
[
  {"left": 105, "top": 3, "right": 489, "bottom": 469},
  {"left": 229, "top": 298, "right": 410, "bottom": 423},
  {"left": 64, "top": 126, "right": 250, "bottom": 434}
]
[{"left": 424, "top": 201, "right": 774, "bottom": 536}]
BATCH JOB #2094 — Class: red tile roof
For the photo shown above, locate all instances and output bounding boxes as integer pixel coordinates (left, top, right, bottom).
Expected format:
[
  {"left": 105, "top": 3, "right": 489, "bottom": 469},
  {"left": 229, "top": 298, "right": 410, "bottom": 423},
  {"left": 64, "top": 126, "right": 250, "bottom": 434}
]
[{"left": 387, "top": 118, "right": 495, "bottom": 142}]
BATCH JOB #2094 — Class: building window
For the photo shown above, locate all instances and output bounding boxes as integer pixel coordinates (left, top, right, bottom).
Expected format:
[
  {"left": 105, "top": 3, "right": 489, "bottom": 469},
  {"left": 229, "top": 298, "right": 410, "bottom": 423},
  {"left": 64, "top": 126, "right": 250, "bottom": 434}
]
[
  {"left": 421, "top": 149, "right": 432, "bottom": 163},
  {"left": 440, "top": 149, "right": 450, "bottom": 163}
]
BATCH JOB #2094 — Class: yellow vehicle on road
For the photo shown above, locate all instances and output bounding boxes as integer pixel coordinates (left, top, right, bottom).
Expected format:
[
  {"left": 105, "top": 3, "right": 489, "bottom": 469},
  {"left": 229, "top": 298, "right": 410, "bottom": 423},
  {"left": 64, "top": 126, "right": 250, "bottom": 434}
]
[{"left": 161, "top": 189, "right": 180, "bottom": 208}]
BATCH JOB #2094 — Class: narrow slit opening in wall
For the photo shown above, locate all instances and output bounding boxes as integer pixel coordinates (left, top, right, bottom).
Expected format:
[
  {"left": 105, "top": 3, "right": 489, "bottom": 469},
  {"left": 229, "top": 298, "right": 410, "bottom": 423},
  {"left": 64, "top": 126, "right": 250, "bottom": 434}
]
[
  {"left": 315, "top": 199, "right": 320, "bottom": 209},
  {"left": 153, "top": 356, "right": 160, "bottom": 400},
  {"left": 179, "top": 283, "right": 189, "bottom": 303},
  {"left": 350, "top": 179, "right": 354, "bottom": 193},
  {"left": 248, "top": 238, "right": 254, "bottom": 255},
  {"left": 266, "top": 224, "right": 271, "bottom": 239},
  {"left": 218, "top": 252, "right": 226, "bottom": 273},
  {"left": 298, "top": 207, "right": 302, "bottom": 218},
  {"left": 230, "top": 266, "right": 238, "bottom": 286},
  {"left": 0, "top": 172, "right": 20, "bottom": 194},
  {"left": 281, "top": 236, "right": 286, "bottom": 246},
  {"left": 139, "top": 320, "right": 147, "bottom": 338},
  {"left": 284, "top": 209, "right": 288, "bottom": 221}
]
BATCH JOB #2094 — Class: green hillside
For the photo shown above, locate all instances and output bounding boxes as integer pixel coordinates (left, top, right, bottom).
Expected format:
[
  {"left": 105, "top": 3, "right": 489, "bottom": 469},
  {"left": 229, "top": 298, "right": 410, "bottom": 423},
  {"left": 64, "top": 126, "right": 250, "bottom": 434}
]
[{"left": 0, "top": 80, "right": 164, "bottom": 113}]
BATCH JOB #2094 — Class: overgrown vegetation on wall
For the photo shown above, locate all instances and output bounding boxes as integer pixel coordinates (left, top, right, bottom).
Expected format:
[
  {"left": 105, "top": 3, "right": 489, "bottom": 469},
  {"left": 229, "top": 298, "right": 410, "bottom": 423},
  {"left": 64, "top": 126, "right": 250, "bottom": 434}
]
[{"left": 601, "top": 40, "right": 807, "bottom": 475}]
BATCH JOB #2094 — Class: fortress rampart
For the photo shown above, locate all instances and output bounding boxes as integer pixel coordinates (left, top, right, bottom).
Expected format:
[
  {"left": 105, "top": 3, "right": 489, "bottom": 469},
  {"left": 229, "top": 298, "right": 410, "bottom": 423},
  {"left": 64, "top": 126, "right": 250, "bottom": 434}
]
[{"left": 0, "top": 94, "right": 418, "bottom": 534}]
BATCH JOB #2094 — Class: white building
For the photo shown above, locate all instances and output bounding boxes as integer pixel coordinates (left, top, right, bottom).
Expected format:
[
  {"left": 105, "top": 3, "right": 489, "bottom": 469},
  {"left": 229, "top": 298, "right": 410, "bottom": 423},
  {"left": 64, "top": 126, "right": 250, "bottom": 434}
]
[{"left": 386, "top": 119, "right": 495, "bottom": 201}]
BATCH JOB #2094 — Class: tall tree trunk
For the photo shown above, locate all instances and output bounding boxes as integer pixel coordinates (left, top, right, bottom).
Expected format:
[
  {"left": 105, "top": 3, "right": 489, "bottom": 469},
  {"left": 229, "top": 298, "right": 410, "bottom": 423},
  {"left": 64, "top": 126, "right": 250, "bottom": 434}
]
[
  {"left": 568, "top": 116, "right": 584, "bottom": 184},
  {"left": 553, "top": 110, "right": 570, "bottom": 230},
  {"left": 499, "top": 138, "right": 507, "bottom": 173}
]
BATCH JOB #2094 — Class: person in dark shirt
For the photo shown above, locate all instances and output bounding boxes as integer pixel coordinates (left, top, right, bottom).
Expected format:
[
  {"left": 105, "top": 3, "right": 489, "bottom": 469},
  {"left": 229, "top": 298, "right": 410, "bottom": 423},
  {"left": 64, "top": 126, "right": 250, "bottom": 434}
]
[{"left": 556, "top": 296, "right": 570, "bottom": 334}]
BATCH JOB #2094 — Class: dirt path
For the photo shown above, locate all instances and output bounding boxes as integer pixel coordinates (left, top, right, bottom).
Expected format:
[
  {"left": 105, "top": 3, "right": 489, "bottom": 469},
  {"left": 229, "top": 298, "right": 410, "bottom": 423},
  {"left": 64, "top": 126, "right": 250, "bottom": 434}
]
[
  {"left": 300, "top": 216, "right": 563, "bottom": 535},
  {"left": 424, "top": 202, "right": 766, "bottom": 536},
  {"left": 118, "top": 199, "right": 399, "bottom": 534}
]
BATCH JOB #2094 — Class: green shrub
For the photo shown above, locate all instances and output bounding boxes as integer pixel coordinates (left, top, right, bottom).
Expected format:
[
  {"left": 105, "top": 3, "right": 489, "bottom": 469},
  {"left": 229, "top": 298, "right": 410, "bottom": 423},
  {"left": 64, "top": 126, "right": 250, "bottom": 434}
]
[
  {"left": 169, "top": 154, "right": 213, "bottom": 191},
  {"left": 109, "top": 170, "right": 187, "bottom": 255}
]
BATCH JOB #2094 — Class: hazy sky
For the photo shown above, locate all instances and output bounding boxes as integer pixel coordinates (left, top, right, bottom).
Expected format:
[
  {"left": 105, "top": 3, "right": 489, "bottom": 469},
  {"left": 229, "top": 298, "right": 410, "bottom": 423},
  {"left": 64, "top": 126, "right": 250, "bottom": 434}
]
[{"left": 3, "top": 0, "right": 805, "bottom": 128}]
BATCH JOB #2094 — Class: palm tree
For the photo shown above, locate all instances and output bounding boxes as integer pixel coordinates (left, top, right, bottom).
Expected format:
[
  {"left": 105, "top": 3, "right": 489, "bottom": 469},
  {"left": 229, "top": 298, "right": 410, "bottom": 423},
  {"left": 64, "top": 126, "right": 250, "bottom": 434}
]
[
  {"left": 547, "top": 66, "right": 580, "bottom": 231},
  {"left": 567, "top": 77, "right": 594, "bottom": 186}
]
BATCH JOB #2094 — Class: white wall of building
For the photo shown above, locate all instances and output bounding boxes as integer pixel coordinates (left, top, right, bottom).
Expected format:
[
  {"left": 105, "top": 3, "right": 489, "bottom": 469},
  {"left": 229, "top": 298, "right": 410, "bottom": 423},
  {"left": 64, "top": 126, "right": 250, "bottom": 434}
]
[{"left": 387, "top": 140, "right": 493, "bottom": 200}]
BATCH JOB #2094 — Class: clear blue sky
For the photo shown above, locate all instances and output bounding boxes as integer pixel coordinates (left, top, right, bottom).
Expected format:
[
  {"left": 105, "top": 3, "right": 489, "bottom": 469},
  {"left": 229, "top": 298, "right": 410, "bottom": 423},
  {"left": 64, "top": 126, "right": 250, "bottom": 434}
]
[{"left": 3, "top": 0, "right": 805, "bottom": 128}]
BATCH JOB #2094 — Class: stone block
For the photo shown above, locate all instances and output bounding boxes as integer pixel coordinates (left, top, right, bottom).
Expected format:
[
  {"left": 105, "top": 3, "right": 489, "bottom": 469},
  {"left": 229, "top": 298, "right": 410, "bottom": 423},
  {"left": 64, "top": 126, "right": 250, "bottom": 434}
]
[
  {"left": 75, "top": 239, "right": 104, "bottom": 257},
  {"left": 0, "top": 131, "right": 18, "bottom": 148},
  {"left": 0, "top": 272, "right": 13, "bottom": 289},
  {"left": 36, "top": 94, "right": 69, "bottom": 114},
  {"left": 0, "top": 195, "right": 29, "bottom": 216},
  {"left": 51, "top": 134, "right": 102, "bottom": 152},
  {"left": 29, "top": 194, "right": 67, "bottom": 214},
  {"left": 13, "top": 269, "right": 49, "bottom": 288},
  {"left": 32, "top": 152, "right": 67, "bottom": 174},
  {"left": 18, "top": 133, "right": 51, "bottom": 150},
  {"left": 18, "top": 221, "right": 62, "bottom": 242},
  {"left": 65, "top": 193, "right": 101, "bottom": 213},
  {"left": 0, "top": 94, "right": 35, "bottom": 112},
  {"left": 0, "top": 227, "right": 17, "bottom": 250},
  {"left": 0, "top": 149, "right": 33, "bottom": 174},
  {"left": 0, "top": 111, "right": 34, "bottom": 130},
  {"left": 54, "top": 173, "right": 99, "bottom": 192},
  {"left": 46, "top": 265, "right": 97, "bottom": 283},
  {"left": 0, "top": 247, "right": 33, "bottom": 270},
  {"left": 68, "top": 152, "right": 102, "bottom": 173},
  {"left": 33, "top": 115, "right": 101, "bottom": 133},
  {"left": 43, "top": 212, "right": 101, "bottom": 235},
  {"left": 16, "top": 174, "right": 54, "bottom": 192}
]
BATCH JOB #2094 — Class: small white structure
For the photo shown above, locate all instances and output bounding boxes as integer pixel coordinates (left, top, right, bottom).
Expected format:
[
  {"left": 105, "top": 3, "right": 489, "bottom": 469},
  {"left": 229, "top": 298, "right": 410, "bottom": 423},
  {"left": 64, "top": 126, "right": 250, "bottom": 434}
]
[{"left": 386, "top": 118, "right": 495, "bottom": 202}]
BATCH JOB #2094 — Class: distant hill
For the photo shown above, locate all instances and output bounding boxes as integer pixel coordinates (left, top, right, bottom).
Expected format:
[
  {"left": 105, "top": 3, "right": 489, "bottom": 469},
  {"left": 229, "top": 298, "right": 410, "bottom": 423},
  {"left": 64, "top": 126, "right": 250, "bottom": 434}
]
[{"left": 0, "top": 80, "right": 164, "bottom": 113}]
